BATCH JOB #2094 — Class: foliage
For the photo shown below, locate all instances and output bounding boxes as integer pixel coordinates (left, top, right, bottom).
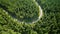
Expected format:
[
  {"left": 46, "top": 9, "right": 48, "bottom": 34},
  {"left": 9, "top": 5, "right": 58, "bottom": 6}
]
[
  {"left": 0, "top": 0, "right": 39, "bottom": 23},
  {"left": 35, "top": 0, "right": 60, "bottom": 34},
  {"left": 0, "top": 0, "right": 60, "bottom": 34}
]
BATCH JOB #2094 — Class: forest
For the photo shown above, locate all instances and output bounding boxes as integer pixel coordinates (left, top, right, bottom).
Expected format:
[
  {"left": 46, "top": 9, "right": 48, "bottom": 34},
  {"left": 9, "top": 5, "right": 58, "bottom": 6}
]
[{"left": 0, "top": 0, "right": 60, "bottom": 34}]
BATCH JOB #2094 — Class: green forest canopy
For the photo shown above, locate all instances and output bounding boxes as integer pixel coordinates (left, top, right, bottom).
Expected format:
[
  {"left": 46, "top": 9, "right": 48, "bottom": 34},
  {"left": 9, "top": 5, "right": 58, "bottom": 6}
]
[
  {"left": 0, "top": 0, "right": 40, "bottom": 23},
  {"left": 0, "top": 0, "right": 60, "bottom": 34}
]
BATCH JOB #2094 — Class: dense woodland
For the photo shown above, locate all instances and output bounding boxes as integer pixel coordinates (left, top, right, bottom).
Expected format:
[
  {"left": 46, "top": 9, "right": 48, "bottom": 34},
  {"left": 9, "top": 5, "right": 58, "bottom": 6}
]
[
  {"left": 0, "top": 0, "right": 60, "bottom": 34},
  {"left": 0, "top": 0, "right": 39, "bottom": 23}
]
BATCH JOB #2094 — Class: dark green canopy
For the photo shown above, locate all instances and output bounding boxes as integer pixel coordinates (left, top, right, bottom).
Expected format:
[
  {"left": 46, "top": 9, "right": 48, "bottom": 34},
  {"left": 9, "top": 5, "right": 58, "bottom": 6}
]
[{"left": 0, "top": 0, "right": 40, "bottom": 23}]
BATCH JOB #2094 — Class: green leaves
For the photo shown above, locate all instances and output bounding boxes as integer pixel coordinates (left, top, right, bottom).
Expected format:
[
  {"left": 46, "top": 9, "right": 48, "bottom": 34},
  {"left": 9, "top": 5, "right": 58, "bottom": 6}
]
[
  {"left": 0, "top": 0, "right": 40, "bottom": 23},
  {"left": 0, "top": 0, "right": 60, "bottom": 34},
  {"left": 36, "top": 0, "right": 60, "bottom": 34}
]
